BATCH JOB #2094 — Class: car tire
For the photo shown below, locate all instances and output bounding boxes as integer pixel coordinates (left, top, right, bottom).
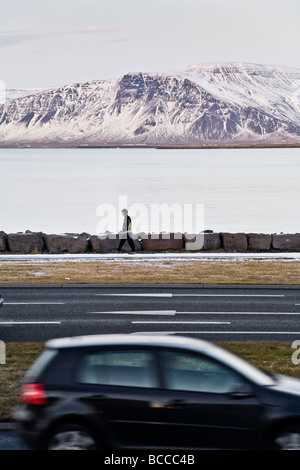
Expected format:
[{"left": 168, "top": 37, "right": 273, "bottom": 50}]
[
  {"left": 270, "top": 424, "right": 300, "bottom": 450},
  {"left": 45, "top": 423, "right": 98, "bottom": 450}
]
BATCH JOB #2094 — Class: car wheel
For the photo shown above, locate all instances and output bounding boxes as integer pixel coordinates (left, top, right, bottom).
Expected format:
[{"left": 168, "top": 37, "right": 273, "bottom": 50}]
[
  {"left": 46, "top": 423, "right": 98, "bottom": 450},
  {"left": 272, "top": 425, "right": 300, "bottom": 450}
]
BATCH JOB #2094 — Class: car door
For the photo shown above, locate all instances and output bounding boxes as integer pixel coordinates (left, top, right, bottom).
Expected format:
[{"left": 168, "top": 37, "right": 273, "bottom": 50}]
[
  {"left": 155, "top": 349, "right": 265, "bottom": 449},
  {"left": 76, "top": 347, "right": 172, "bottom": 448}
]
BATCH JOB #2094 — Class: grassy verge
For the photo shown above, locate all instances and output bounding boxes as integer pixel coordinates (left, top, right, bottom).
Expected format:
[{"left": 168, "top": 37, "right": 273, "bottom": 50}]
[
  {"left": 0, "top": 343, "right": 44, "bottom": 421},
  {"left": 0, "top": 341, "right": 299, "bottom": 422},
  {"left": 0, "top": 258, "right": 299, "bottom": 284}
]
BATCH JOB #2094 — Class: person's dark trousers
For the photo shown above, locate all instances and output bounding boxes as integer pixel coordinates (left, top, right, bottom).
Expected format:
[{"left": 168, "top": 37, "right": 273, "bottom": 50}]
[{"left": 117, "top": 233, "right": 135, "bottom": 252}]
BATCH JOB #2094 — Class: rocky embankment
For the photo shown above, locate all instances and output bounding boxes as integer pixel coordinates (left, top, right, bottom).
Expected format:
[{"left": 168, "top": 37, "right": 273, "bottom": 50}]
[{"left": 0, "top": 231, "right": 299, "bottom": 254}]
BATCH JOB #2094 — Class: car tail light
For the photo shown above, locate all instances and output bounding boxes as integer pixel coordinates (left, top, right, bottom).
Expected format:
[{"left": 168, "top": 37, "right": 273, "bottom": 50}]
[{"left": 20, "top": 383, "right": 48, "bottom": 405}]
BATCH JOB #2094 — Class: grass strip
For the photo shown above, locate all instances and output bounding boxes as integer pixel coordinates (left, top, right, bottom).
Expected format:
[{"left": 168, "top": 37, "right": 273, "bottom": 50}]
[{"left": 0, "top": 258, "right": 299, "bottom": 284}]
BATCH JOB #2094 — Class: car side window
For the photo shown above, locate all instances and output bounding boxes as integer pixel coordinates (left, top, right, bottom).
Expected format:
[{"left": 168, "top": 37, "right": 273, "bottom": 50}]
[
  {"left": 77, "top": 350, "right": 159, "bottom": 389},
  {"left": 161, "top": 351, "right": 244, "bottom": 394}
]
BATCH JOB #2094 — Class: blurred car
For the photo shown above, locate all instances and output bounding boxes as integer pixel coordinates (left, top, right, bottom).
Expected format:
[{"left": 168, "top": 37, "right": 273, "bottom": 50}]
[
  {"left": 13, "top": 334, "right": 300, "bottom": 450},
  {"left": 0, "top": 294, "right": 3, "bottom": 307}
]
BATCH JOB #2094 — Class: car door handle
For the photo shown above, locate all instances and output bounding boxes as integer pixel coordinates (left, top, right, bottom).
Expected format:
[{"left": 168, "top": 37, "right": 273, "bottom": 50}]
[
  {"left": 150, "top": 399, "right": 186, "bottom": 409},
  {"left": 88, "top": 394, "right": 107, "bottom": 401},
  {"left": 165, "top": 399, "right": 186, "bottom": 409}
]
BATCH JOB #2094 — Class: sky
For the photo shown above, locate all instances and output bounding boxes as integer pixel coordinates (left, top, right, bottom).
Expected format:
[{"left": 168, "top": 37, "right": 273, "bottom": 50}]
[{"left": 0, "top": 0, "right": 299, "bottom": 89}]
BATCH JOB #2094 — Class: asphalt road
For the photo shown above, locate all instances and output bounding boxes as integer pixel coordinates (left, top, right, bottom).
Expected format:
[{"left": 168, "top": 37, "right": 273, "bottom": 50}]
[
  {"left": 0, "top": 283, "right": 299, "bottom": 450},
  {"left": 0, "top": 284, "right": 299, "bottom": 342},
  {"left": 0, "top": 428, "right": 27, "bottom": 450}
]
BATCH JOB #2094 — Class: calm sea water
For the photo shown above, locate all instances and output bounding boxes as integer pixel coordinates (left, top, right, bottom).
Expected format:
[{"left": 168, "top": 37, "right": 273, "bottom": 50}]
[{"left": 0, "top": 147, "right": 299, "bottom": 235}]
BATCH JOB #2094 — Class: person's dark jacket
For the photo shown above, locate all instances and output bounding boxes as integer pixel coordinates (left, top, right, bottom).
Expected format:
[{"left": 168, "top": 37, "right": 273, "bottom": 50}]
[{"left": 122, "top": 215, "right": 132, "bottom": 232}]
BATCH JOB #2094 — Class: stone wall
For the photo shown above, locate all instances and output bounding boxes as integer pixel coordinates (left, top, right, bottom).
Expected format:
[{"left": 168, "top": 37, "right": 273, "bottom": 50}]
[{"left": 0, "top": 230, "right": 299, "bottom": 254}]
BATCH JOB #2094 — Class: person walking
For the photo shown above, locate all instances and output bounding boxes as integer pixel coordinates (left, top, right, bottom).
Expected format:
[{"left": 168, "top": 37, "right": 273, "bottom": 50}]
[{"left": 116, "top": 209, "right": 136, "bottom": 253}]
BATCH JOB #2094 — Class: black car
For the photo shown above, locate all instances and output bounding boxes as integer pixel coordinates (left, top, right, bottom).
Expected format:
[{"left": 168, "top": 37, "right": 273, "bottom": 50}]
[{"left": 13, "top": 334, "right": 300, "bottom": 450}]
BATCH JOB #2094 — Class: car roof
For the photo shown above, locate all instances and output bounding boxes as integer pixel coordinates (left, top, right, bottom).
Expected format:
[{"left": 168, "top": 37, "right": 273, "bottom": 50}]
[{"left": 46, "top": 334, "right": 212, "bottom": 353}]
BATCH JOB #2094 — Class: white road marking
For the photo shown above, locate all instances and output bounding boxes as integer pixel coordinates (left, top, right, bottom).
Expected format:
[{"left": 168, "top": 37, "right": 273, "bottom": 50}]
[
  {"left": 96, "top": 293, "right": 173, "bottom": 297},
  {"left": 88, "top": 310, "right": 177, "bottom": 315},
  {"left": 4, "top": 302, "right": 65, "bottom": 305},
  {"left": 133, "top": 331, "right": 300, "bottom": 335},
  {"left": 174, "top": 311, "right": 299, "bottom": 315},
  {"left": 173, "top": 294, "right": 285, "bottom": 297},
  {"left": 88, "top": 310, "right": 298, "bottom": 315},
  {"left": 131, "top": 321, "right": 231, "bottom": 325},
  {"left": 95, "top": 293, "right": 285, "bottom": 298},
  {"left": 0, "top": 321, "right": 61, "bottom": 325}
]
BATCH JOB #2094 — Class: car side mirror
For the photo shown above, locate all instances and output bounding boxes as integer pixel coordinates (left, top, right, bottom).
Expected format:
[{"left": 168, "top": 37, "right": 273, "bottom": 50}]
[{"left": 230, "top": 383, "right": 253, "bottom": 398}]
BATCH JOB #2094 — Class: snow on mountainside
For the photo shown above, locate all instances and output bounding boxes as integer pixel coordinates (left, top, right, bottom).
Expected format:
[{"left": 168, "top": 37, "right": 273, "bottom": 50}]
[
  {"left": 181, "top": 63, "right": 300, "bottom": 127},
  {"left": 0, "top": 63, "right": 299, "bottom": 147}
]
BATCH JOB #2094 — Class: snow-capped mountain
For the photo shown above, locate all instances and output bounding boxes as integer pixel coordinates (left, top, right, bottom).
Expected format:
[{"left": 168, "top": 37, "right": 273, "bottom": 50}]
[{"left": 0, "top": 63, "right": 299, "bottom": 147}]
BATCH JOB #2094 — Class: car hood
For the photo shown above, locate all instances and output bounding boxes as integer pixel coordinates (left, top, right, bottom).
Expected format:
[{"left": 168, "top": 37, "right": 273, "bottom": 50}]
[{"left": 269, "top": 373, "right": 300, "bottom": 396}]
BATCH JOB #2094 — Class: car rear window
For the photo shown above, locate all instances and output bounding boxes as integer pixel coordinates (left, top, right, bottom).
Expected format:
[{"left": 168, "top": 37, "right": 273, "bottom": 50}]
[
  {"left": 24, "top": 349, "right": 58, "bottom": 381},
  {"left": 76, "top": 350, "right": 159, "bottom": 389}
]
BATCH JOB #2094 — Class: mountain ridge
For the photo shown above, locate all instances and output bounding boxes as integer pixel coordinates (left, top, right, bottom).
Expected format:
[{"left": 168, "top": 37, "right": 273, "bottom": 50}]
[{"left": 0, "top": 62, "right": 299, "bottom": 147}]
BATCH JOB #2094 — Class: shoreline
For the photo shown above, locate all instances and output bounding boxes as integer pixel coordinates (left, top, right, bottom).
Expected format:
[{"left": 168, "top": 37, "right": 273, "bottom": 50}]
[{"left": 0, "top": 142, "right": 299, "bottom": 150}]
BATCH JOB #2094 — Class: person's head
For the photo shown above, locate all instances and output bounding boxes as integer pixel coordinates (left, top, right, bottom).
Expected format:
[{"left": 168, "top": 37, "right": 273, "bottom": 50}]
[{"left": 121, "top": 208, "right": 128, "bottom": 216}]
